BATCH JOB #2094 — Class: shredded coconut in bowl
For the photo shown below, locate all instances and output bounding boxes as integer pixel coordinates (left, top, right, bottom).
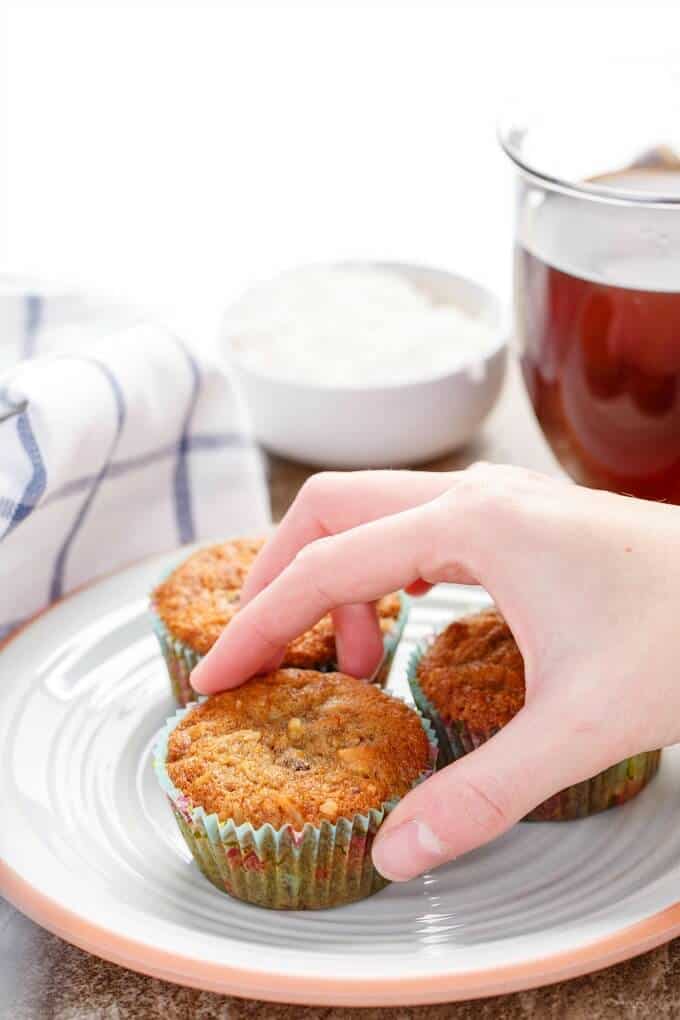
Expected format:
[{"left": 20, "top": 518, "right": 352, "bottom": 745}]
[{"left": 225, "top": 265, "right": 499, "bottom": 387}]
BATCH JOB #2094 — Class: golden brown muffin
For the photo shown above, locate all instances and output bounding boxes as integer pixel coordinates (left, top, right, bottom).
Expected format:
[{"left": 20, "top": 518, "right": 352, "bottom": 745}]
[
  {"left": 165, "top": 668, "right": 431, "bottom": 829},
  {"left": 411, "top": 608, "right": 661, "bottom": 822},
  {"left": 417, "top": 608, "right": 525, "bottom": 732},
  {"left": 152, "top": 538, "right": 401, "bottom": 665}
]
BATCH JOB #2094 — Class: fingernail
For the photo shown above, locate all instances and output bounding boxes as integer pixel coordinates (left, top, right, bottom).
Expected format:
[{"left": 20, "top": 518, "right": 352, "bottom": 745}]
[{"left": 372, "top": 819, "right": 448, "bottom": 881}]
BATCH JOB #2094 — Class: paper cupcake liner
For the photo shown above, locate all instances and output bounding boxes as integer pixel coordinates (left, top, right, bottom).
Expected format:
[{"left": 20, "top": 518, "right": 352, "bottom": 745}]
[
  {"left": 372, "top": 591, "right": 411, "bottom": 687},
  {"left": 151, "top": 590, "right": 411, "bottom": 707},
  {"left": 150, "top": 611, "right": 203, "bottom": 706},
  {"left": 406, "top": 639, "right": 662, "bottom": 821},
  {"left": 524, "top": 749, "right": 662, "bottom": 820},
  {"left": 153, "top": 697, "right": 438, "bottom": 910}
]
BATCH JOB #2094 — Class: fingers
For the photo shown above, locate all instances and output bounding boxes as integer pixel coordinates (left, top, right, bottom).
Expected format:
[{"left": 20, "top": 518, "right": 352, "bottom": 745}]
[
  {"left": 192, "top": 463, "right": 552, "bottom": 694},
  {"left": 372, "top": 701, "right": 613, "bottom": 881},
  {"left": 233, "top": 472, "right": 452, "bottom": 683},
  {"left": 192, "top": 496, "right": 474, "bottom": 693},
  {"left": 239, "top": 471, "right": 455, "bottom": 607},
  {"left": 331, "top": 602, "right": 384, "bottom": 678}
]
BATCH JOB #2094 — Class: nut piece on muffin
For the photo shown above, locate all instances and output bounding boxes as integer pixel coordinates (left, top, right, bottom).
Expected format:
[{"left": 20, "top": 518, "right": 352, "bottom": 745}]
[
  {"left": 410, "top": 608, "right": 661, "bottom": 821},
  {"left": 155, "top": 668, "right": 436, "bottom": 909},
  {"left": 151, "top": 538, "right": 406, "bottom": 704}
]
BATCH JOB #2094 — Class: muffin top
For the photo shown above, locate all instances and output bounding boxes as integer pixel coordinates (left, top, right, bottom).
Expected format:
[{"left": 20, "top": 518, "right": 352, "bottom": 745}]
[
  {"left": 417, "top": 609, "right": 525, "bottom": 731},
  {"left": 165, "top": 669, "right": 431, "bottom": 828},
  {"left": 152, "top": 538, "right": 401, "bottom": 662}
]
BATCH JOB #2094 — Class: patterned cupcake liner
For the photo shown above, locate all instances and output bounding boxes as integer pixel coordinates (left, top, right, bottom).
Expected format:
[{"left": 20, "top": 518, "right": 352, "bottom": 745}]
[
  {"left": 150, "top": 610, "right": 202, "bottom": 706},
  {"left": 153, "top": 698, "right": 438, "bottom": 910},
  {"left": 150, "top": 590, "right": 412, "bottom": 707},
  {"left": 373, "top": 591, "right": 411, "bottom": 687},
  {"left": 406, "top": 638, "right": 662, "bottom": 821}
]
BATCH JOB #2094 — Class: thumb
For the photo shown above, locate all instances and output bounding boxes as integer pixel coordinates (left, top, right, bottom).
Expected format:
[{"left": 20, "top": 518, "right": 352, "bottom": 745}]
[{"left": 372, "top": 702, "right": 604, "bottom": 881}]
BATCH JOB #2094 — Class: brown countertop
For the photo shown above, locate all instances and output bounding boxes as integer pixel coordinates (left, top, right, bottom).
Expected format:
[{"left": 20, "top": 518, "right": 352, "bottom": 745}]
[{"left": 3, "top": 364, "right": 679, "bottom": 1019}]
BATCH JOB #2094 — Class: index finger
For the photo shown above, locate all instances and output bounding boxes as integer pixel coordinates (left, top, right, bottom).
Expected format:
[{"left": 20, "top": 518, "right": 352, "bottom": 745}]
[
  {"left": 239, "top": 470, "right": 455, "bottom": 607},
  {"left": 191, "top": 491, "right": 481, "bottom": 693},
  {"left": 223, "top": 471, "right": 456, "bottom": 683}
]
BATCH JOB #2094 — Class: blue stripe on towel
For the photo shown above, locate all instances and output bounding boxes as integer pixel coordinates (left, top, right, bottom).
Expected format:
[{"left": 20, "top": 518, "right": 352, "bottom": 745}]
[
  {"left": 1, "top": 432, "right": 250, "bottom": 523},
  {"left": 0, "top": 497, "right": 15, "bottom": 520},
  {"left": 49, "top": 360, "right": 126, "bottom": 602},
  {"left": 0, "top": 392, "right": 27, "bottom": 422},
  {"left": 40, "top": 432, "right": 247, "bottom": 508},
  {"left": 23, "top": 294, "right": 43, "bottom": 359},
  {"left": 3, "top": 408, "right": 48, "bottom": 534},
  {"left": 172, "top": 338, "right": 200, "bottom": 544}
]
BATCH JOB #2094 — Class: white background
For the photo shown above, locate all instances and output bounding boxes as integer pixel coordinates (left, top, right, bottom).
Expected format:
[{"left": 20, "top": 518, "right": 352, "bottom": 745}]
[
  {"left": 1, "top": 8, "right": 680, "bottom": 1007},
  {"left": 3, "top": 1, "right": 680, "bottom": 349}
]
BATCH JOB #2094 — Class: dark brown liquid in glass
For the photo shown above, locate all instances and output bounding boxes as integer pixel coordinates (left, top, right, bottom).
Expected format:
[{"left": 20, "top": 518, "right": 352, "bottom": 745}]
[{"left": 516, "top": 173, "right": 680, "bottom": 501}]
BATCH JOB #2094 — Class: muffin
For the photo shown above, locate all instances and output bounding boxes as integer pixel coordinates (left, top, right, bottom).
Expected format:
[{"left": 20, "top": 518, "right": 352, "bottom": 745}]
[
  {"left": 151, "top": 538, "right": 408, "bottom": 704},
  {"left": 409, "top": 608, "right": 661, "bottom": 821},
  {"left": 154, "top": 668, "right": 437, "bottom": 909}
]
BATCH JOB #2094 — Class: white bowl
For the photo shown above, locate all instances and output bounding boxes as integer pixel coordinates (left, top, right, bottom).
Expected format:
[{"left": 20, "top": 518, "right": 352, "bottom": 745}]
[{"left": 223, "top": 263, "right": 507, "bottom": 469}]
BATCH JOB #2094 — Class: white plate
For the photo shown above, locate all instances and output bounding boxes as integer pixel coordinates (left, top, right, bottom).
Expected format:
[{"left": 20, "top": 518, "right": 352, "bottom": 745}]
[{"left": 2, "top": 551, "right": 680, "bottom": 1007}]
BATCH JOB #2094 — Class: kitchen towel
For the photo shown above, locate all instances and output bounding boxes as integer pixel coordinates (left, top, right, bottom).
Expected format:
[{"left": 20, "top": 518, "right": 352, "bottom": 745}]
[
  {"left": 0, "top": 322, "right": 270, "bottom": 641},
  {"left": 0, "top": 276, "right": 145, "bottom": 375}
]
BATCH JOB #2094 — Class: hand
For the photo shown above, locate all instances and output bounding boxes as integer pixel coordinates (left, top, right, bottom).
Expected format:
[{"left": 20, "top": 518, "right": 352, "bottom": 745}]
[{"left": 191, "top": 464, "right": 680, "bottom": 881}]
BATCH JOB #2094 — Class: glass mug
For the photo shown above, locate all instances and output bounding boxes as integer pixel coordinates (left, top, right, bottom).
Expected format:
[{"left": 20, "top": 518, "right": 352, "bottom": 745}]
[{"left": 500, "top": 104, "right": 680, "bottom": 502}]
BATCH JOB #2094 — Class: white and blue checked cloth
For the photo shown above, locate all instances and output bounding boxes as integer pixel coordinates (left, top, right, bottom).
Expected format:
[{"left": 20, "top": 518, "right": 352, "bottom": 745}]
[{"left": 0, "top": 306, "right": 270, "bottom": 641}]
